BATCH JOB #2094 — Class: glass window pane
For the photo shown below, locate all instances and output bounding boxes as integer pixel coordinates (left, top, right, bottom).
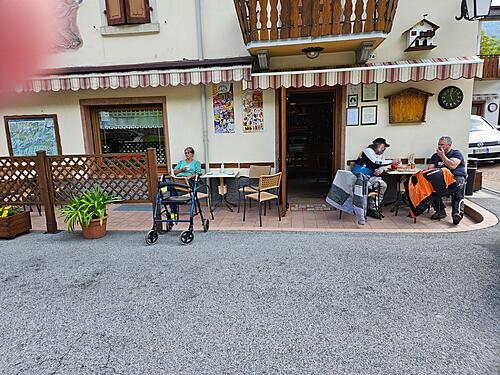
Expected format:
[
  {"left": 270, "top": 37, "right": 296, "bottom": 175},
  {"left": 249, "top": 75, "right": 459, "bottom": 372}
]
[{"left": 97, "top": 108, "right": 166, "bottom": 164}]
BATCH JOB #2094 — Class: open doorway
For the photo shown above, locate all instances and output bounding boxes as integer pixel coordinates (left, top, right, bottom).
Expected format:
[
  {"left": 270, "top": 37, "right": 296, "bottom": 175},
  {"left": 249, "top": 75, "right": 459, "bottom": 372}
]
[{"left": 286, "top": 90, "right": 335, "bottom": 204}]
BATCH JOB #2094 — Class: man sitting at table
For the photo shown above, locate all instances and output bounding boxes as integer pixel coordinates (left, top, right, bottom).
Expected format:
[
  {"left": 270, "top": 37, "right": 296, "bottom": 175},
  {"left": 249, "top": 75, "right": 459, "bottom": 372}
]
[
  {"left": 351, "top": 137, "right": 394, "bottom": 219},
  {"left": 426, "top": 136, "right": 466, "bottom": 224}
]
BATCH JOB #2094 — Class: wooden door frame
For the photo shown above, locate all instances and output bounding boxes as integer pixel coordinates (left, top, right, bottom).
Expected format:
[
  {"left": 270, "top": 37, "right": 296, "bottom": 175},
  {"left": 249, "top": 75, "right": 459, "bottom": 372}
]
[
  {"left": 472, "top": 101, "right": 485, "bottom": 117},
  {"left": 79, "top": 97, "right": 171, "bottom": 173},
  {"left": 276, "top": 85, "right": 346, "bottom": 216}
]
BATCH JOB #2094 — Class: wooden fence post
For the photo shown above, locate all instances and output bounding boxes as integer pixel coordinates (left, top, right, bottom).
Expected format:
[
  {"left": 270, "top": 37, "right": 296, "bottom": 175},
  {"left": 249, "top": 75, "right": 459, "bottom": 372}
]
[
  {"left": 35, "top": 150, "right": 58, "bottom": 233},
  {"left": 146, "top": 148, "right": 162, "bottom": 231}
]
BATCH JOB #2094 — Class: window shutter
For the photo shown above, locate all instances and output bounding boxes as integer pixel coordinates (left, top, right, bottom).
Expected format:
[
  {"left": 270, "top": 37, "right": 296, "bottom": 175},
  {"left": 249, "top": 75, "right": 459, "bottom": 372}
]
[
  {"left": 124, "top": 0, "right": 151, "bottom": 24},
  {"left": 105, "top": 0, "right": 126, "bottom": 25}
]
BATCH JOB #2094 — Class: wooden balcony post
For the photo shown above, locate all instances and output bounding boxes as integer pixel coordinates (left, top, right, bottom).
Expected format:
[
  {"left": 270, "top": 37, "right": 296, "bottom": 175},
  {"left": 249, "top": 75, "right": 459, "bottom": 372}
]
[
  {"left": 146, "top": 148, "right": 159, "bottom": 207},
  {"left": 35, "top": 150, "right": 58, "bottom": 234},
  {"left": 341, "top": 0, "right": 353, "bottom": 34}
]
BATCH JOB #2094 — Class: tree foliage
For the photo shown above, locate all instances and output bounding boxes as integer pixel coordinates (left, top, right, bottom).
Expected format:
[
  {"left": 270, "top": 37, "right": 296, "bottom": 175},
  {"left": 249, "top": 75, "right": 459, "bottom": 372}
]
[{"left": 480, "top": 28, "right": 500, "bottom": 55}]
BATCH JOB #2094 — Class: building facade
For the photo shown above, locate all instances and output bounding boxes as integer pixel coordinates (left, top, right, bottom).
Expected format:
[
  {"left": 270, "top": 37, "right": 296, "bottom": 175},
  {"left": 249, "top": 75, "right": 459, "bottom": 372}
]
[{"left": 0, "top": 0, "right": 484, "bottom": 209}]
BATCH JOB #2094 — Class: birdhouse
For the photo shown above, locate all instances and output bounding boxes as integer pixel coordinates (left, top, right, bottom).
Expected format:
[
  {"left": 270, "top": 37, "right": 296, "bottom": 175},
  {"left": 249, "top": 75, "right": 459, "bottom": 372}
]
[{"left": 404, "top": 18, "right": 440, "bottom": 52}]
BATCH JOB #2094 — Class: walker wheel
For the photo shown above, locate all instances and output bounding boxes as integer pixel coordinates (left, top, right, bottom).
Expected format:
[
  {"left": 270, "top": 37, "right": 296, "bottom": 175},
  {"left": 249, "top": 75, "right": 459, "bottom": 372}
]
[
  {"left": 179, "top": 230, "right": 194, "bottom": 245},
  {"left": 202, "top": 219, "right": 210, "bottom": 232},
  {"left": 145, "top": 230, "right": 158, "bottom": 245}
]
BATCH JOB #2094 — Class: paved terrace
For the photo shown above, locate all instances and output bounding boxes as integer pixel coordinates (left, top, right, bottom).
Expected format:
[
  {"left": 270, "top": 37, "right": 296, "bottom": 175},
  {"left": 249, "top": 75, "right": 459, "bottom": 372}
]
[{"left": 29, "top": 198, "right": 496, "bottom": 235}]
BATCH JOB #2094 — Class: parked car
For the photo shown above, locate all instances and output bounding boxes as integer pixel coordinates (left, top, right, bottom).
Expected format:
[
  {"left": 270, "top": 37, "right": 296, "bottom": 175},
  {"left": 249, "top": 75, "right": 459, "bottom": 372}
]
[{"left": 468, "top": 115, "right": 500, "bottom": 162}]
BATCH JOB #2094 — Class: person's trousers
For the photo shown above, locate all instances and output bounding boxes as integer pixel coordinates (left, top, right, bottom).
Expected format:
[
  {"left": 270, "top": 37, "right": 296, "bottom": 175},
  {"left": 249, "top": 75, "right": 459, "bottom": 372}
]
[
  {"left": 368, "top": 177, "right": 387, "bottom": 211},
  {"left": 433, "top": 176, "right": 466, "bottom": 216}
]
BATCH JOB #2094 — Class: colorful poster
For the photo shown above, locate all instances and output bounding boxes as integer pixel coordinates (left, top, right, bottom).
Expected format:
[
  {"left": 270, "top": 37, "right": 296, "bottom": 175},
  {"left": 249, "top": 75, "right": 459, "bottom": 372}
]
[
  {"left": 6, "top": 116, "right": 60, "bottom": 156},
  {"left": 242, "top": 90, "right": 264, "bottom": 133},
  {"left": 212, "top": 83, "right": 235, "bottom": 134}
]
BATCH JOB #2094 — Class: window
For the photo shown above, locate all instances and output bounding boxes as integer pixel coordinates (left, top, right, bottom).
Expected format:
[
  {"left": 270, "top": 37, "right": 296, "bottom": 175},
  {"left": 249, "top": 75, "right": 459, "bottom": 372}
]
[
  {"left": 105, "top": 0, "right": 151, "bottom": 25},
  {"left": 4, "top": 115, "right": 62, "bottom": 156},
  {"left": 470, "top": 116, "right": 495, "bottom": 132},
  {"left": 92, "top": 106, "right": 166, "bottom": 164}
]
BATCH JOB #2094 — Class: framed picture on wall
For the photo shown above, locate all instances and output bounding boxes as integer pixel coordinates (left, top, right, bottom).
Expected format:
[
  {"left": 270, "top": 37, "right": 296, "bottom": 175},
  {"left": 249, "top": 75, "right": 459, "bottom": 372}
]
[
  {"left": 362, "top": 83, "right": 378, "bottom": 102},
  {"left": 4, "top": 114, "right": 62, "bottom": 156},
  {"left": 348, "top": 94, "right": 358, "bottom": 108},
  {"left": 346, "top": 108, "right": 359, "bottom": 126},
  {"left": 361, "top": 106, "right": 377, "bottom": 125}
]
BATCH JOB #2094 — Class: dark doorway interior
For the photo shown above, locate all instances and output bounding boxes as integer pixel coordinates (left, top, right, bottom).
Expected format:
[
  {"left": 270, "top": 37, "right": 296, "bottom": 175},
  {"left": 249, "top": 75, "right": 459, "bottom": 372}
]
[{"left": 286, "top": 91, "right": 335, "bottom": 204}]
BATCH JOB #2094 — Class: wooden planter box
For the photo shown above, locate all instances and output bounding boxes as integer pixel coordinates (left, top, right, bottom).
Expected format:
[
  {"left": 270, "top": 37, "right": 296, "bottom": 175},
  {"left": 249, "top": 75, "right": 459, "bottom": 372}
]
[{"left": 0, "top": 211, "right": 32, "bottom": 239}]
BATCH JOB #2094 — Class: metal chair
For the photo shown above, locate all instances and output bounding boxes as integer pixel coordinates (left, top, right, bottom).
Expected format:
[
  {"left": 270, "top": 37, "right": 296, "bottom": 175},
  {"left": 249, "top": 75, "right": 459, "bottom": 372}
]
[
  {"left": 242, "top": 172, "right": 282, "bottom": 227},
  {"left": 171, "top": 175, "right": 214, "bottom": 220},
  {"left": 237, "top": 165, "right": 272, "bottom": 213}
]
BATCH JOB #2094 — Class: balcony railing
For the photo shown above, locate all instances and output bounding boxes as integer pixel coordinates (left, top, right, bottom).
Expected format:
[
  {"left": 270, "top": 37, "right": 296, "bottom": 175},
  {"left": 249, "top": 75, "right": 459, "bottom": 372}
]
[
  {"left": 479, "top": 55, "right": 500, "bottom": 79},
  {"left": 233, "top": 0, "right": 399, "bottom": 45}
]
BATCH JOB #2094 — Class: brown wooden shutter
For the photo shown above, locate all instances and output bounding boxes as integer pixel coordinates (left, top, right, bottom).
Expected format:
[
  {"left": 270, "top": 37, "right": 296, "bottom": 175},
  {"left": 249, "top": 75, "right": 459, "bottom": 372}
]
[
  {"left": 105, "top": 0, "right": 127, "bottom": 25},
  {"left": 124, "top": 0, "right": 151, "bottom": 24}
]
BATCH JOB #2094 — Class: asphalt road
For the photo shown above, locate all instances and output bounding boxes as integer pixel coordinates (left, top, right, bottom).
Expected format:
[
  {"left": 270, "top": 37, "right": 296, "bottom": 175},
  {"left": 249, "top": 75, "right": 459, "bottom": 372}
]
[{"left": 0, "top": 197, "right": 499, "bottom": 374}]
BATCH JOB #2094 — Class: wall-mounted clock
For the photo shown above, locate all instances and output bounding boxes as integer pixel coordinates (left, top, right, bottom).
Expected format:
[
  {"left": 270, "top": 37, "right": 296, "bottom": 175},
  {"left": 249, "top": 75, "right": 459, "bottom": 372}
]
[
  {"left": 488, "top": 102, "right": 498, "bottom": 112},
  {"left": 438, "top": 86, "right": 464, "bottom": 109}
]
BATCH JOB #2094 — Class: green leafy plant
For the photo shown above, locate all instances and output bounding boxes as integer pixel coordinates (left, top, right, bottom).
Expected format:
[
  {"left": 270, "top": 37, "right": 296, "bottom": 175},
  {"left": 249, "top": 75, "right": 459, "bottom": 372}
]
[{"left": 58, "top": 186, "right": 122, "bottom": 232}]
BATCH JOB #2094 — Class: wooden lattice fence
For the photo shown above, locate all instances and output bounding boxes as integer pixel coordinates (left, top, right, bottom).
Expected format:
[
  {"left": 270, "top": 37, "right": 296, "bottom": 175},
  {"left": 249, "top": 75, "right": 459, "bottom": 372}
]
[
  {"left": 0, "top": 149, "right": 159, "bottom": 233},
  {"left": 48, "top": 153, "right": 151, "bottom": 204},
  {"left": 0, "top": 156, "right": 42, "bottom": 206}
]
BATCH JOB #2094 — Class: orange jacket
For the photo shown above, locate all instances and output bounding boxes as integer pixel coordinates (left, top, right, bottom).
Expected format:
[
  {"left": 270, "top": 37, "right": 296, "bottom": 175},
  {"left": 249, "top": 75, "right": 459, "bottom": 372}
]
[{"left": 404, "top": 168, "right": 458, "bottom": 216}]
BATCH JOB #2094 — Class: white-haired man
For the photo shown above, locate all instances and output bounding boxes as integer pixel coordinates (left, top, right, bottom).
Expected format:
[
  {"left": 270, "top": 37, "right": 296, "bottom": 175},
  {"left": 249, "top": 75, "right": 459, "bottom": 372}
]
[{"left": 427, "top": 136, "right": 466, "bottom": 224}]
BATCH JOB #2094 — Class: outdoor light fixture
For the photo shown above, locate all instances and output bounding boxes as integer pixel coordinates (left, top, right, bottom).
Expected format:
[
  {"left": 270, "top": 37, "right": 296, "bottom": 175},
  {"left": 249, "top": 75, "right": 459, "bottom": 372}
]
[
  {"left": 456, "top": 0, "right": 492, "bottom": 20},
  {"left": 356, "top": 42, "right": 374, "bottom": 64},
  {"left": 302, "top": 46, "right": 323, "bottom": 59},
  {"left": 257, "top": 50, "right": 269, "bottom": 71}
]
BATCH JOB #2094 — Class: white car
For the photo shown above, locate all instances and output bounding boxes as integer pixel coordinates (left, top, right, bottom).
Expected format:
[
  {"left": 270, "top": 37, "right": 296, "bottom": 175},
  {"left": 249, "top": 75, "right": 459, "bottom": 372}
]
[{"left": 468, "top": 115, "right": 500, "bottom": 162}]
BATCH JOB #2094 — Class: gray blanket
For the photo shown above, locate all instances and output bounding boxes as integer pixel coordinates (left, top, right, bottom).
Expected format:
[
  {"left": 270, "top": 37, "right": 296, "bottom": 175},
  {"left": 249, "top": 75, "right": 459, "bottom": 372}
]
[{"left": 326, "top": 170, "right": 368, "bottom": 225}]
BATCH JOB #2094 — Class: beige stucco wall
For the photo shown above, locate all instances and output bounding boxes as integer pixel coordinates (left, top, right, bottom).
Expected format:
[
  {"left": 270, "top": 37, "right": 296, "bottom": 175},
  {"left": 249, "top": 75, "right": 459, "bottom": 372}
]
[
  {"left": 0, "top": 83, "right": 276, "bottom": 166},
  {"left": 345, "top": 79, "right": 474, "bottom": 163},
  {"left": 473, "top": 80, "right": 500, "bottom": 125},
  {"left": 45, "top": 0, "right": 249, "bottom": 69}
]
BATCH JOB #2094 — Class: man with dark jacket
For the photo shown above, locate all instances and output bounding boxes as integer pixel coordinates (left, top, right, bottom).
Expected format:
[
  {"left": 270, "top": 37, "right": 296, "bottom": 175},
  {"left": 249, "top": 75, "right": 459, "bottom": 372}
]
[
  {"left": 352, "top": 137, "right": 393, "bottom": 219},
  {"left": 426, "top": 136, "right": 466, "bottom": 224}
]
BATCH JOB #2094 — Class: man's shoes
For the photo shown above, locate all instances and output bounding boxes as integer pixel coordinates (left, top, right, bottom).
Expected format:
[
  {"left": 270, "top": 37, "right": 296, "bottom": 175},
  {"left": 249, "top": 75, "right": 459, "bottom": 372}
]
[
  {"left": 452, "top": 212, "right": 463, "bottom": 225},
  {"left": 367, "top": 209, "right": 383, "bottom": 219},
  {"left": 431, "top": 211, "right": 447, "bottom": 220}
]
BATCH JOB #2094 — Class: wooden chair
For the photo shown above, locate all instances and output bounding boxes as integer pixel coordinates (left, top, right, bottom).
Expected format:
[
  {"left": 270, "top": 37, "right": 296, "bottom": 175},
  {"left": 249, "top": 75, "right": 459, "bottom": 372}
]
[
  {"left": 237, "top": 165, "right": 272, "bottom": 213},
  {"left": 171, "top": 175, "right": 214, "bottom": 219},
  {"left": 242, "top": 172, "right": 282, "bottom": 227}
]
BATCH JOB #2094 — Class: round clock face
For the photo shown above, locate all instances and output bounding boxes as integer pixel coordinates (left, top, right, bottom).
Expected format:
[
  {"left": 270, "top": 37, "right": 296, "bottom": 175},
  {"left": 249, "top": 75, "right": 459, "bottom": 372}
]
[
  {"left": 488, "top": 102, "right": 498, "bottom": 112},
  {"left": 438, "top": 86, "right": 464, "bottom": 109}
]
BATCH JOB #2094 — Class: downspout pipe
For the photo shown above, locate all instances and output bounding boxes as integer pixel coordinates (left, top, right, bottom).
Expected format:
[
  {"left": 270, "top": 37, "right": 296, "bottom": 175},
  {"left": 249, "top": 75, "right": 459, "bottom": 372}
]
[{"left": 195, "top": 0, "right": 210, "bottom": 171}]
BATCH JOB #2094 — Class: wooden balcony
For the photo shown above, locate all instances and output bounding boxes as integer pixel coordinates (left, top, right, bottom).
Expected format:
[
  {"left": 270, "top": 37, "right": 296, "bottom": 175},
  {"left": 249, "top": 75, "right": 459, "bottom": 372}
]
[
  {"left": 233, "top": 0, "right": 399, "bottom": 56},
  {"left": 479, "top": 55, "right": 500, "bottom": 79}
]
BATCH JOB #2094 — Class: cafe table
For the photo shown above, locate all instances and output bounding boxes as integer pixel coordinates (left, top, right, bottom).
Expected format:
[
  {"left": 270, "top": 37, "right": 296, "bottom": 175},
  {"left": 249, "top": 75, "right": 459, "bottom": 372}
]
[
  {"left": 383, "top": 168, "right": 421, "bottom": 215},
  {"left": 201, "top": 169, "right": 240, "bottom": 212}
]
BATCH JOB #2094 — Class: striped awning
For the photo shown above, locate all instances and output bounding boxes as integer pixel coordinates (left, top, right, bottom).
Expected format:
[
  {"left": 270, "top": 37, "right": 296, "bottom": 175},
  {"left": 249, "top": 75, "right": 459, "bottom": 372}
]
[
  {"left": 243, "top": 56, "right": 483, "bottom": 90},
  {"left": 19, "top": 65, "right": 252, "bottom": 93}
]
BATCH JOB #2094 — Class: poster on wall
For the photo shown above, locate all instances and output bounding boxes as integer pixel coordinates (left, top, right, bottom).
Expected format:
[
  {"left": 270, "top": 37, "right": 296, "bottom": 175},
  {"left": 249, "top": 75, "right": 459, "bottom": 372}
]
[
  {"left": 212, "top": 83, "right": 235, "bottom": 134},
  {"left": 242, "top": 90, "right": 264, "bottom": 133},
  {"left": 4, "top": 115, "right": 61, "bottom": 156}
]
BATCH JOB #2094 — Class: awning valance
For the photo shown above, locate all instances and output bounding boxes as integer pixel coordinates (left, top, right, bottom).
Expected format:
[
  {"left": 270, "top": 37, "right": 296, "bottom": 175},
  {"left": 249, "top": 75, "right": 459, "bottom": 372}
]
[
  {"left": 243, "top": 56, "right": 483, "bottom": 90},
  {"left": 19, "top": 65, "right": 252, "bottom": 93}
]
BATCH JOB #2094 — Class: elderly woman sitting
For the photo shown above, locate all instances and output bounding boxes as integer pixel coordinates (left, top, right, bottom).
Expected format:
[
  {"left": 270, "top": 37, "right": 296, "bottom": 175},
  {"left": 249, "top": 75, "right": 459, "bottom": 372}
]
[{"left": 173, "top": 146, "right": 202, "bottom": 179}]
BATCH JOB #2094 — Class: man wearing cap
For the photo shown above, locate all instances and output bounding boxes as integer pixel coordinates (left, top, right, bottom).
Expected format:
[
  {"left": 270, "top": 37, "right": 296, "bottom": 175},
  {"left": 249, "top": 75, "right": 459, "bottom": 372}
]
[{"left": 352, "top": 138, "right": 394, "bottom": 219}]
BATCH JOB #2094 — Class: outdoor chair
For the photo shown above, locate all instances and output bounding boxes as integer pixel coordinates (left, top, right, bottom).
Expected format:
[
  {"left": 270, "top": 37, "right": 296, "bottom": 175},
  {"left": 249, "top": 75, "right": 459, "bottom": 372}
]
[
  {"left": 337, "top": 180, "right": 383, "bottom": 220},
  {"left": 242, "top": 172, "right": 282, "bottom": 227},
  {"left": 171, "top": 175, "right": 214, "bottom": 220},
  {"left": 237, "top": 165, "right": 272, "bottom": 213}
]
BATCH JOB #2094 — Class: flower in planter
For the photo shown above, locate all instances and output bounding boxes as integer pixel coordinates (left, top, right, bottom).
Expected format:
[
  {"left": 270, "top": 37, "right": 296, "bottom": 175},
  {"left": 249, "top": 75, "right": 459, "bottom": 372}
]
[{"left": 0, "top": 205, "right": 22, "bottom": 218}]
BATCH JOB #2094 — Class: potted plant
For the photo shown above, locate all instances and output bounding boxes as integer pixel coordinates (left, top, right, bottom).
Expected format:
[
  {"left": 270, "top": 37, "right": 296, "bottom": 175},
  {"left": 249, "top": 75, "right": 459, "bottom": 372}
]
[
  {"left": 0, "top": 205, "right": 31, "bottom": 239},
  {"left": 59, "top": 186, "right": 122, "bottom": 239}
]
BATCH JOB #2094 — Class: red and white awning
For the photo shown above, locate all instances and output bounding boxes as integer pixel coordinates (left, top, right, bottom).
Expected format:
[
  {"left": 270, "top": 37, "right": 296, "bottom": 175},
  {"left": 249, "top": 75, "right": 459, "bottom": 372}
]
[
  {"left": 243, "top": 56, "right": 483, "bottom": 90},
  {"left": 18, "top": 65, "right": 252, "bottom": 93}
]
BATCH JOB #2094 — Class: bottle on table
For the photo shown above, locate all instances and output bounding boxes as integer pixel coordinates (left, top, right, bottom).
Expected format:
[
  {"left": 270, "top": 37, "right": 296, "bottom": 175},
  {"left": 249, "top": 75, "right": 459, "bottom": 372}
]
[{"left": 220, "top": 162, "right": 225, "bottom": 173}]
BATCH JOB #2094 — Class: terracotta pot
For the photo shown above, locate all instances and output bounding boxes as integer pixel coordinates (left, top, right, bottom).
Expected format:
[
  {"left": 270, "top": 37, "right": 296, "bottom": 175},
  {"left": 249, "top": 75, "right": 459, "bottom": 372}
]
[{"left": 81, "top": 216, "right": 107, "bottom": 239}]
